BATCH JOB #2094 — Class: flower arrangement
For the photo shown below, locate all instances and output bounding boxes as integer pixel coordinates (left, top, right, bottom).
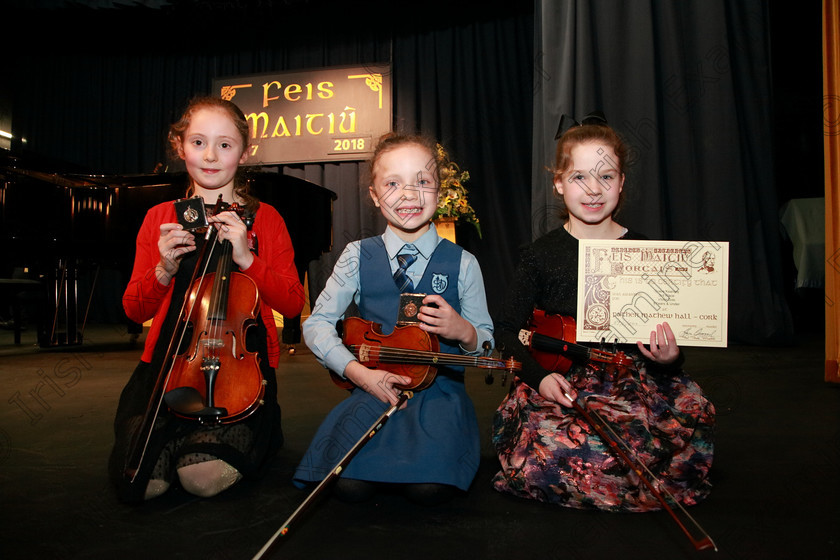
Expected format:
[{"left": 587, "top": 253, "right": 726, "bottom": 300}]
[{"left": 434, "top": 144, "right": 482, "bottom": 238}]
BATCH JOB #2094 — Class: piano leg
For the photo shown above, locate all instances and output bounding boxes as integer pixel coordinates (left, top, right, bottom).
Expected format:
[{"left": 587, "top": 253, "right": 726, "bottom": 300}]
[
  {"left": 282, "top": 314, "right": 301, "bottom": 354},
  {"left": 281, "top": 261, "right": 309, "bottom": 354},
  {"left": 42, "top": 258, "right": 84, "bottom": 347}
]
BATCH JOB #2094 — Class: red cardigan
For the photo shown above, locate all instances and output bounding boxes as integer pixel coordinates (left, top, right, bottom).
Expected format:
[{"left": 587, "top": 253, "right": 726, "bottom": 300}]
[{"left": 122, "top": 201, "right": 305, "bottom": 368}]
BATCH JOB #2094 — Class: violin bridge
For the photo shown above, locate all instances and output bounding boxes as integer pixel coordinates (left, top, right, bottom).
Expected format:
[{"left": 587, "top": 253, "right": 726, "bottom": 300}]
[
  {"left": 517, "top": 329, "right": 533, "bottom": 347},
  {"left": 358, "top": 344, "right": 370, "bottom": 363}
]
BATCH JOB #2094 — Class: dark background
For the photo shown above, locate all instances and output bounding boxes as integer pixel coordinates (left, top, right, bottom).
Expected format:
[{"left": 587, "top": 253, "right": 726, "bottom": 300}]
[
  {"left": 1, "top": 0, "right": 825, "bottom": 343},
  {"left": 0, "top": 4, "right": 836, "bottom": 560}
]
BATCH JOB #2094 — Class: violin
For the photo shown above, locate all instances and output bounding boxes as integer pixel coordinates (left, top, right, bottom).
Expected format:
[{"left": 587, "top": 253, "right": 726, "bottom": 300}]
[
  {"left": 123, "top": 196, "right": 265, "bottom": 482},
  {"left": 162, "top": 200, "right": 265, "bottom": 422},
  {"left": 250, "top": 318, "right": 518, "bottom": 555},
  {"left": 330, "top": 317, "right": 521, "bottom": 391},
  {"left": 516, "top": 308, "right": 717, "bottom": 552},
  {"left": 518, "top": 308, "right": 633, "bottom": 373}
]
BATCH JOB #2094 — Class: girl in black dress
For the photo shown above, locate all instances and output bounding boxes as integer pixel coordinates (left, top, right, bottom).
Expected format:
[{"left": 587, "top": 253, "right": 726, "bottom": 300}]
[{"left": 492, "top": 117, "right": 715, "bottom": 512}]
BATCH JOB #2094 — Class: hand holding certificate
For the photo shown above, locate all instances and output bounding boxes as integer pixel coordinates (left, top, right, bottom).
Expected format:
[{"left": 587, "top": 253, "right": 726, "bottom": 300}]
[{"left": 577, "top": 240, "right": 729, "bottom": 348}]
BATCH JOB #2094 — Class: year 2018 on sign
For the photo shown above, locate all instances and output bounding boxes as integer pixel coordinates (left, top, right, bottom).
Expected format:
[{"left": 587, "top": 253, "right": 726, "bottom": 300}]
[{"left": 330, "top": 137, "right": 369, "bottom": 153}]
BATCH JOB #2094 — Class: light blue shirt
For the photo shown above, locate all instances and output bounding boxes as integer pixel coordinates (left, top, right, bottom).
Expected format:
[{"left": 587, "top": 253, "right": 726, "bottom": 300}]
[{"left": 303, "top": 223, "right": 494, "bottom": 376}]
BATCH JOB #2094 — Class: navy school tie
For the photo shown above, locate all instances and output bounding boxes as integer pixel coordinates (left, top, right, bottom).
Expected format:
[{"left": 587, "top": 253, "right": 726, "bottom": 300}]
[{"left": 393, "top": 248, "right": 418, "bottom": 293}]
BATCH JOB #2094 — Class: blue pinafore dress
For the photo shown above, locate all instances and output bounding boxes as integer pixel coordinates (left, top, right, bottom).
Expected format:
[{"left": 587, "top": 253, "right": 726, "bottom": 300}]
[{"left": 293, "top": 237, "right": 480, "bottom": 490}]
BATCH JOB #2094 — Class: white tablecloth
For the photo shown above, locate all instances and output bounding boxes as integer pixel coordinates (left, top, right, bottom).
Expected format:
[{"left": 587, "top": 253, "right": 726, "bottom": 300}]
[{"left": 780, "top": 197, "right": 825, "bottom": 289}]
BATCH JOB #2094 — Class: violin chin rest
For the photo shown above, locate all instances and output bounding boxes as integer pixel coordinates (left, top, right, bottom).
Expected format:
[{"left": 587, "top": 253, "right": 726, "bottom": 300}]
[{"left": 164, "top": 387, "right": 227, "bottom": 419}]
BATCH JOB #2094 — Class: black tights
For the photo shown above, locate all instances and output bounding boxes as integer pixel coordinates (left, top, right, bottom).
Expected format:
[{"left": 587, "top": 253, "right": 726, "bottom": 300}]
[{"left": 334, "top": 478, "right": 458, "bottom": 506}]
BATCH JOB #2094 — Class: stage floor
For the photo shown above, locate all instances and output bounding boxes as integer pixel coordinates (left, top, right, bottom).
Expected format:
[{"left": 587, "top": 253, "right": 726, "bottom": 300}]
[{"left": 0, "top": 323, "right": 838, "bottom": 560}]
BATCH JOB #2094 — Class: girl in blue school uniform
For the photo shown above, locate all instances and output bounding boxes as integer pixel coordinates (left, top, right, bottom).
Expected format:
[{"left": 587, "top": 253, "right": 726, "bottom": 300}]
[{"left": 294, "top": 132, "right": 494, "bottom": 505}]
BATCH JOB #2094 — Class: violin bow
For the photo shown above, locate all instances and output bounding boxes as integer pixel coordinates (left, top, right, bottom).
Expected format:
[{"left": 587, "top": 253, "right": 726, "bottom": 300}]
[
  {"left": 251, "top": 391, "right": 412, "bottom": 560},
  {"left": 123, "top": 199, "right": 225, "bottom": 482},
  {"left": 563, "top": 390, "right": 718, "bottom": 552}
]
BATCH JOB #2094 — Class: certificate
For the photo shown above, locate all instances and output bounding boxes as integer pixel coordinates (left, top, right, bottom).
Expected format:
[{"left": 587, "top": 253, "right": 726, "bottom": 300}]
[{"left": 577, "top": 240, "right": 729, "bottom": 348}]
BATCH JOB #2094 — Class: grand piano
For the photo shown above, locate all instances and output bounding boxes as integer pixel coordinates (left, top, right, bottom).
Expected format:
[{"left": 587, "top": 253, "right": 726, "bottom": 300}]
[{"left": 0, "top": 150, "right": 336, "bottom": 347}]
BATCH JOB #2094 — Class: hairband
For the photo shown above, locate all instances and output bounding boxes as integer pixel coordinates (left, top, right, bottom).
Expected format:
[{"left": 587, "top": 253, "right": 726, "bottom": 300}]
[{"left": 554, "top": 110, "right": 608, "bottom": 139}]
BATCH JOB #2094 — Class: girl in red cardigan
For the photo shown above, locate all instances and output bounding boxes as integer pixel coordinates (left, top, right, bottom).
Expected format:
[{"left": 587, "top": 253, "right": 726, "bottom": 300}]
[{"left": 109, "top": 97, "right": 304, "bottom": 503}]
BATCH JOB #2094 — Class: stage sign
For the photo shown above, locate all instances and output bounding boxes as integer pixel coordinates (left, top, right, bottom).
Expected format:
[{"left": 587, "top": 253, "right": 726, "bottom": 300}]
[{"left": 213, "top": 64, "right": 392, "bottom": 165}]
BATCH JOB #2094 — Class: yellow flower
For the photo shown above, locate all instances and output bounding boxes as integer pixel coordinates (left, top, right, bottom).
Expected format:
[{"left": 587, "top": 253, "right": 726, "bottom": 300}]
[{"left": 433, "top": 144, "right": 481, "bottom": 238}]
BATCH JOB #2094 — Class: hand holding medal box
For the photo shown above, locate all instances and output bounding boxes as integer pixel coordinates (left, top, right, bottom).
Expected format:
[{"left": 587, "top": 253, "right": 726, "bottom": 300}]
[
  {"left": 397, "top": 293, "right": 427, "bottom": 325},
  {"left": 577, "top": 240, "right": 729, "bottom": 348}
]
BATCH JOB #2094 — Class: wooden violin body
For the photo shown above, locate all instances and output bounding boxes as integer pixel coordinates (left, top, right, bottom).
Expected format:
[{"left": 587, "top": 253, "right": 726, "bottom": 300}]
[
  {"left": 162, "top": 200, "right": 265, "bottom": 423},
  {"left": 163, "top": 267, "right": 265, "bottom": 422},
  {"left": 518, "top": 308, "right": 633, "bottom": 373},
  {"left": 330, "top": 317, "right": 521, "bottom": 391}
]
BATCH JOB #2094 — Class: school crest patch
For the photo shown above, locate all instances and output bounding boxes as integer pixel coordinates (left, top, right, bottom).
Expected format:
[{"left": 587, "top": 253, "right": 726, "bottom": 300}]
[{"left": 431, "top": 273, "right": 449, "bottom": 294}]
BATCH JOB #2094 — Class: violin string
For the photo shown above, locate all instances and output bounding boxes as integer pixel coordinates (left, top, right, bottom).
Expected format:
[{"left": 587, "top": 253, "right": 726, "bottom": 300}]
[
  {"left": 347, "top": 345, "right": 509, "bottom": 369},
  {"left": 206, "top": 200, "right": 228, "bottom": 367},
  {"left": 351, "top": 345, "right": 466, "bottom": 364},
  {"left": 207, "top": 228, "right": 226, "bottom": 362},
  {"left": 176, "top": 229, "right": 219, "bottom": 368},
  {"left": 218, "top": 236, "right": 231, "bottom": 359},
  {"left": 215, "top": 238, "right": 228, "bottom": 360},
  {"left": 350, "top": 346, "right": 473, "bottom": 366}
]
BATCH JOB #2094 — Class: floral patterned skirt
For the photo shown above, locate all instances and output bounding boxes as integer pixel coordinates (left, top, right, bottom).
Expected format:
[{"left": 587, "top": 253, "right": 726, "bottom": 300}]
[{"left": 491, "top": 361, "right": 714, "bottom": 512}]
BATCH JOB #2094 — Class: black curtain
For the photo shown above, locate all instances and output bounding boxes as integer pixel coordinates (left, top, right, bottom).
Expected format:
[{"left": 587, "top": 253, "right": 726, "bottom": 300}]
[
  {"left": 391, "top": 13, "right": 535, "bottom": 314},
  {"left": 8, "top": 2, "right": 534, "bottom": 321},
  {"left": 532, "top": 0, "right": 793, "bottom": 344},
  {"left": 7, "top": 1, "right": 793, "bottom": 344}
]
